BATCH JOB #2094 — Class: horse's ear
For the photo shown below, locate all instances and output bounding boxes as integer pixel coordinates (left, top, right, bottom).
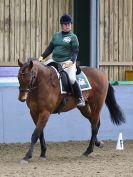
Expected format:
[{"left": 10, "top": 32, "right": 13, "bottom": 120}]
[
  {"left": 18, "top": 59, "right": 23, "bottom": 67},
  {"left": 29, "top": 60, "right": 33, "bottom": 69}
]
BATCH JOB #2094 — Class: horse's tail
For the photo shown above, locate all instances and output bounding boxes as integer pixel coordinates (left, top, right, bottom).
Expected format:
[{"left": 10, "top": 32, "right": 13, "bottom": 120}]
[{"left": 105, "top": 83, "right": 126, "bottom": 125}]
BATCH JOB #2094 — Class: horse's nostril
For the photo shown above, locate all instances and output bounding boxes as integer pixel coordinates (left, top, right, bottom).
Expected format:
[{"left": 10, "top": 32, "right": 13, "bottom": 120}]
[
  {"left": 19, "top": 99, "right": 25, "bottom": 102},
  {"left": 21, "top": 99, "right": 26, "bottom": 102},
  {"left": 18, "top": 97, "right": 26, "bottom": 102}
]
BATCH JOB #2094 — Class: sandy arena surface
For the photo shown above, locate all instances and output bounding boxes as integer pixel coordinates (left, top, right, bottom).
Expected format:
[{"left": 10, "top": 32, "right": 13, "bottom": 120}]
[{"left": 0, "top": 140, "right": 133, "bottom": 177}]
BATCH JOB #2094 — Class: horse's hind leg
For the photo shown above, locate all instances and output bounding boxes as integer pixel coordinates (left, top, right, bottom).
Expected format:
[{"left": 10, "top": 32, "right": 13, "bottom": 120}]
[
  {"left": 94, "top": 120, "right": 101, "bottom": 147},
  {"left": 79, "top": 105, "right": 102, "bottom": 156},
  {"left": 93, "top": 120, "right": 104, "bottom": 148},
  {"left": 85, "top": 112, "right": 104, "bottom": 156},
  {"left": 83, "top": 120, "right": 99, "bottom": 156},
  {"left": 39, "top": 131, "right": 47, "bottom": 160}
]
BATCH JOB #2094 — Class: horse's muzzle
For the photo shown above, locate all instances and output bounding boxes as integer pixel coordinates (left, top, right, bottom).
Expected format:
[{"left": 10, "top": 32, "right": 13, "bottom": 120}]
[{"left": 18, "top": 92, "right": 28, "bottom": 102}]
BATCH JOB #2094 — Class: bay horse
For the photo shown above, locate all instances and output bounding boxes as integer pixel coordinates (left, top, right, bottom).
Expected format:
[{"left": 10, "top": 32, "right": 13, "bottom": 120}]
[{"left": 18, "top": 59, "right": 125, "bottom": 163}]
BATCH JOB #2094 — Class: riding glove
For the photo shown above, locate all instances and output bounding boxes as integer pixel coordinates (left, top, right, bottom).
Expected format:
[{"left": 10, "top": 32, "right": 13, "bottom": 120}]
[
  {"left": 38, "top": 56, "right": 44, "bottom": 62},
  {"left": 63, "top": 60, "right": 73, "bottom": 68}
]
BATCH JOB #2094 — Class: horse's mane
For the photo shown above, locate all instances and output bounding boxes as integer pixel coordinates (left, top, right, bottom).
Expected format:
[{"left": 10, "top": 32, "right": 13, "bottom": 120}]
[
  {"left": 27, "top": 57, "right": 43, "bottom": 69},
  {"left": 28, "top": 57, "right": 37, "bottom": 61}
]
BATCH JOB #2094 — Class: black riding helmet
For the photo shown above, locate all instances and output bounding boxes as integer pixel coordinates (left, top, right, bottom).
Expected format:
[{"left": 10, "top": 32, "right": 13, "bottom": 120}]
[{"left": 60, "top": 13, "right": 72, "bottom": 24}]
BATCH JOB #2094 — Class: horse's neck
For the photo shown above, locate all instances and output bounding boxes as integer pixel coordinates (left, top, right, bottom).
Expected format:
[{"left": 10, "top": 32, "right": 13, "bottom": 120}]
[{"left": 35, "top": 64, "right": 52, "bottom": 84}]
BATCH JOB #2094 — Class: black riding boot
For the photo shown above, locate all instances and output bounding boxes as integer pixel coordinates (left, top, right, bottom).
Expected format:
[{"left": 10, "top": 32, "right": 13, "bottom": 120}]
[{"left": 72, "top": 81, "right": 85, "bottom": 107}]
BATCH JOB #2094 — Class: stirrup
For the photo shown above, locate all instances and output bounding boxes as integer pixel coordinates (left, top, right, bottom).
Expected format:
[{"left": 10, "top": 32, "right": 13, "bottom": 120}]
[{"left": 77, "top": 98, "right": 85, "bottom": 107}]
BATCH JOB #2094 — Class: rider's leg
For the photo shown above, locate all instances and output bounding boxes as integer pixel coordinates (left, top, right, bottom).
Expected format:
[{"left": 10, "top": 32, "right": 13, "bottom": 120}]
[
  {"left": 64, "top": 62, "right": 85, "bottom": 107},
  {"left": 72, "top": 80, "right": 85, "bottom": 107}
]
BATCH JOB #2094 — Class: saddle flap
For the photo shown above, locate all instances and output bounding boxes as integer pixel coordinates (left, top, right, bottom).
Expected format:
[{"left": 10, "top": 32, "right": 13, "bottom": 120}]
[
  {"left": 47, "top": 62, "right": 91, "bottom": 94},
  {"left": 61, "top": 71, "right": 92, "bottom": 94}
]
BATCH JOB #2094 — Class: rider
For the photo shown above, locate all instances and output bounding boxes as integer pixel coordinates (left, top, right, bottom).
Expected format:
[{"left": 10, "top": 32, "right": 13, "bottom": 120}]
[{"left": 38, "top": 13, "right": 85, "bottom": 107}]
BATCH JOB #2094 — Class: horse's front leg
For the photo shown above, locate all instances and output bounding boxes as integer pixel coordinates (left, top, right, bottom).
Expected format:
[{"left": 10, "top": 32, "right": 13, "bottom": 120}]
[
  {"left": 21, "top": 111, "right": 49, "bottom": 163},
  {"left": 22, "top": 127, "right": 40, "bottom": 162}
]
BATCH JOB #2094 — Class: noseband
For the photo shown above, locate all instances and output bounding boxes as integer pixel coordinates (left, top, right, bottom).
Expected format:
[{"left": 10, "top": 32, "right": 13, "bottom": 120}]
[{"left": 19, "top": 70, "right": 36, "bottom": 93}]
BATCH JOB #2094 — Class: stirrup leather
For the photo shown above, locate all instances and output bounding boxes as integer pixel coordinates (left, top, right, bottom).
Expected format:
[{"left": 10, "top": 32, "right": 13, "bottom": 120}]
[{"left": 77, "top": 98, "right": 85, "bottom": 107}]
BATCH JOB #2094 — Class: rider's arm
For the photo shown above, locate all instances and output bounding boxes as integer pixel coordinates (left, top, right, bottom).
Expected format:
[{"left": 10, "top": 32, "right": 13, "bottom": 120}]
[
  {"left": 71, "top": 45, "right": 79, "bottom": 63},
  {"left": 71, "top": 34, "right": 79, "bottom": 63},
  {"left": 41, "top": 42, "right": 54, "bottom": 59}
]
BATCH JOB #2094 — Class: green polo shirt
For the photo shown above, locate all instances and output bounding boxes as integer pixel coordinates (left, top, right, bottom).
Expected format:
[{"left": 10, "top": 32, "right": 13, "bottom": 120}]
[{"left": 51, "top": 32, "right": 79, "bottom": 62}]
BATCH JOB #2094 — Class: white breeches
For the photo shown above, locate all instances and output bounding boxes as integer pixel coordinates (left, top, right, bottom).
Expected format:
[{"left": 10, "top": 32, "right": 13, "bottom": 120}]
[
  {"left": 63, "top": 62, "right": 76, "bottom": 84},
  {"left": 43, "top": 58, "right": 76, "bottom": 84}
]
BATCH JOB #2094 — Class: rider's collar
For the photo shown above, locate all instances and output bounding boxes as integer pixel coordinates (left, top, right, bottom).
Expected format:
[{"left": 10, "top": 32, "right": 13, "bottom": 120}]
[{"left": 62, "top": 31, "right": 70, "bottom": 35}]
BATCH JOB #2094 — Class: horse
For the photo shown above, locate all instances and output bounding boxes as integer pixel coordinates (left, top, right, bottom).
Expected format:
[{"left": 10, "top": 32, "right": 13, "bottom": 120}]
[{"left": 18, "top": 59, "right": 125, "bottom": 163}]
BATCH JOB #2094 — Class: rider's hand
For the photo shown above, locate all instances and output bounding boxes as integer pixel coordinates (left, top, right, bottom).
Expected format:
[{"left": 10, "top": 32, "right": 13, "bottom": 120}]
[
  {"left": 63, "top": 60, "right": 73, "bottom": 68},
  {"left": 38, "top": 56, "right": 43, "bottom": 62}
]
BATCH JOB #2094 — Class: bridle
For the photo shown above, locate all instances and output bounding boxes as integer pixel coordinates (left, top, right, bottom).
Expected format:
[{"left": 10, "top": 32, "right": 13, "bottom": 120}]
[{"left": 19, "top": 70, "right": 36, "bottom": 93}]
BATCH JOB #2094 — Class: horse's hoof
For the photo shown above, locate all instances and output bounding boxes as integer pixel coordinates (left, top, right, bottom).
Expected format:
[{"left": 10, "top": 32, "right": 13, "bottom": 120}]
[
  {"left": 39, "top": 157, "right": 46, "bottom": 161},
  {"left": 82, "top": 149, "right": 93, "bottom": 158},
  {"left": 20, "top": 159, "right": 29, "bottom": 164},
  {"left": 81, "top": 154, "right": 88, "bottom": 160},
  {"left": 82, "top": 151, "right": 89, "bottom": 157},
  {"left": 99, "top": 141, "right": 104, "bottom": 148},
  {"left": 95, "top": 140, "right": 104, "bottom": 148}
]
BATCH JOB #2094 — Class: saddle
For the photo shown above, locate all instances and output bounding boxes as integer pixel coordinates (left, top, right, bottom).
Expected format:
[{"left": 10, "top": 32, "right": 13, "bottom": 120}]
[
  {"left": 47, "top": 62, "right": 74, "bottom": 95},
  {"left": 47, "top": 62, "right": 91, "bottom": 114},
  {"left": 47, "top": 62, "right": 76, "bottom": 114}
]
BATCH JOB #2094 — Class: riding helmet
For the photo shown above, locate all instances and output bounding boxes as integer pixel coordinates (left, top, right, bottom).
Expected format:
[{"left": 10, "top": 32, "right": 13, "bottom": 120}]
[{"left": 60, "top": 13, "right": 72, "bottom": 24}]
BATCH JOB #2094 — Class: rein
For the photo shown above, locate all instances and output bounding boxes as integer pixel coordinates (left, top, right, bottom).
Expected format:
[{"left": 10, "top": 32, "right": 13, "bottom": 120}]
[
  {"left": 19, "top": 62, "right": 59, "bottom": 93},
  {"left": 19, "top": 70, "right": 37, "bottom": 93}
]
